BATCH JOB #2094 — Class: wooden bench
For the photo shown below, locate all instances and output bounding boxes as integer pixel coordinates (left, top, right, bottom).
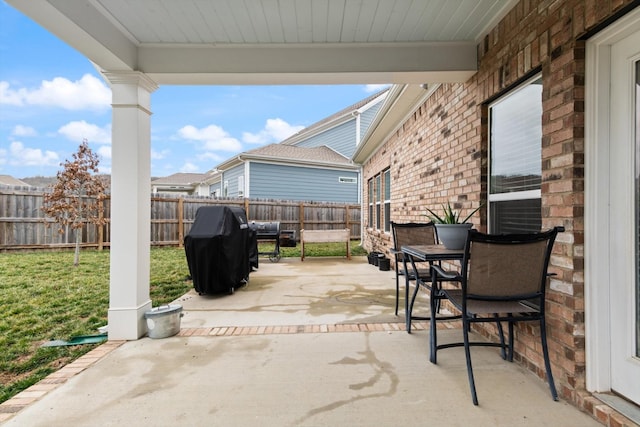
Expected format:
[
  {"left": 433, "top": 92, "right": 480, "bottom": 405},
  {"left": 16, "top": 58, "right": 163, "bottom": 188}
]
[{"left": 300, "top": 229, "right": 351, "bottom": 261}]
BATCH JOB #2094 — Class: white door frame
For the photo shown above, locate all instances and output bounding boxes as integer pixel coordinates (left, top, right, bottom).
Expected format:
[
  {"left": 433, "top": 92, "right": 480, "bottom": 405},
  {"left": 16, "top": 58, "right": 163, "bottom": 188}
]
[{"left": 585, "top": 6, "right": 640, "bottom": 395}]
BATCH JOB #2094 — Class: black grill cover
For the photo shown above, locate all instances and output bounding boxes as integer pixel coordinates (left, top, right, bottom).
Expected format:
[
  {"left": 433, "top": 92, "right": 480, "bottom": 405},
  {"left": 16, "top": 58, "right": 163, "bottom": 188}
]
[{"left": 184, "top": 206, "right": 257, "bottom": 294}]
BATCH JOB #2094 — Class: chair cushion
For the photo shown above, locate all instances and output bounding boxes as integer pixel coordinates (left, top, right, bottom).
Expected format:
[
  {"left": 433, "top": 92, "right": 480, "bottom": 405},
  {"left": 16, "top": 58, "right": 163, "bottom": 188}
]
[{"left": 443, "top": 289, "right": 540, "bottom": 315}]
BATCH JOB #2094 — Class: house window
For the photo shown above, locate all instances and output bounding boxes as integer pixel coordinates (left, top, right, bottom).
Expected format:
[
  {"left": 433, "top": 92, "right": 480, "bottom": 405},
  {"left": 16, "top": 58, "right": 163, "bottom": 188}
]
[
  {"left": 223, "top": 180, "right": 229, "bottom": 197},
  {"left": 383, "top": 169, "right": 391, "bottom": 232},
  {"left": 375, "top": 174, "right": 381, "bottom": 230},
  {"left": 489, "top": 75, "right": 542, "bottom": 233},
  {"left": 368, "top": 179, "right": 374, "bottom": 228},
  {"left": 237, "top": 176, "right": 244, "bottom": 197}
]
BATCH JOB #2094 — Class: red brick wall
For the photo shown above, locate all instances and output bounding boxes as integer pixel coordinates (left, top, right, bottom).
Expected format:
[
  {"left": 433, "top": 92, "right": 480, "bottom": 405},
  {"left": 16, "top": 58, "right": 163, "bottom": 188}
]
[{"left": 362, "top": 1, "right": 637, "bottom": 424}]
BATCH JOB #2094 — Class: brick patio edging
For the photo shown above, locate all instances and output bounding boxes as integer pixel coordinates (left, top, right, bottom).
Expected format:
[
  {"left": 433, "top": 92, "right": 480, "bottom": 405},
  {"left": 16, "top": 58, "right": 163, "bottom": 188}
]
[{"left": 0, "top": 340, "right": 125, "bottom": 423}]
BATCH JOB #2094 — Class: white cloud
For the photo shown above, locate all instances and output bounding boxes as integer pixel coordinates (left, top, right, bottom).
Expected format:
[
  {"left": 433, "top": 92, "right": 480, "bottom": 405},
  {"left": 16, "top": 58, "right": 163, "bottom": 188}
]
[
  {"left": 12, "top": 125, "right": 38, "bottom": 137},
  {"left": 58, "top": 120, "right": 111, "bottom": 144},
  {"left": 97, "top": 164, "right": 111, "bottom": 174},
  {"left": 200, "top": 152, "right": 225, "bottom": 162},
  {"left": 0, "top": 147, "right": 7, "bottom": 165},
  {"left": 0, "top": 82, "right": 23, "bottom": 105},
  {"left": 242, "top": 118, "right": 304, "bottom": 145},
  {"left": 0, "top": 74, "right": 111, "bottom": 111},
  {"left": 364, "top": 84, "right": 391, "bottom": 93},
  {"left": 180, "top": 162, "right": 200, "bottom": 173},
  {"left": 8, "top": 141, "right": 59, "bottom": 167},
  {"left": 97, "top": 145, "right": 111, "bottom": 159},
  {"left": 178, "top": 124, "right": 242, "bottom": 152},
  {"left": 151, "top": 149, "right": 170, "bottom": 160}
]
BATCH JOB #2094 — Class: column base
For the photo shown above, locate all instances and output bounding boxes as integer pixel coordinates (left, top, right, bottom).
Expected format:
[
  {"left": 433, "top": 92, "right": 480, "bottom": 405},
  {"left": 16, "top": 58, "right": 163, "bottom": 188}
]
[{"left": 107, "top": 300, "right": 153, "bottom": 340}]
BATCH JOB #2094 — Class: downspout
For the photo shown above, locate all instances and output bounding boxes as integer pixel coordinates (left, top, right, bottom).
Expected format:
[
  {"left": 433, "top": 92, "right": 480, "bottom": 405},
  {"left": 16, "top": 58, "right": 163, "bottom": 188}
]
[
  {"left": 244, "top": 161, "right": 250, "bottom": 198},
  {"left": 352, "top": 110, "right": 364, "bottom": 246},
  {"left": 358, "top": 164, "right": 365, "bottom": 248},
  {"left": 353, "top": 110, "right": 361, "bottom": 145}
]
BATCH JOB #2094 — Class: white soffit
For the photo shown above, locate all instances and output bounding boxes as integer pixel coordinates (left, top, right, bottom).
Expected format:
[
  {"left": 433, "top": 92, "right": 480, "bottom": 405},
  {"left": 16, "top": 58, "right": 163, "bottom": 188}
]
[{"left": 7, "top": 0, "right": 518, "bottom": 85}]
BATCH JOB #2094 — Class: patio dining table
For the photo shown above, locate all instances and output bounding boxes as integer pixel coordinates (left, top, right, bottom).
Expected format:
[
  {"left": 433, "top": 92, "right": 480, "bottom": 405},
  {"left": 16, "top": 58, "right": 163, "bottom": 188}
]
[{"left": 401, "top": 244, "right": 464, "bottom": 361}]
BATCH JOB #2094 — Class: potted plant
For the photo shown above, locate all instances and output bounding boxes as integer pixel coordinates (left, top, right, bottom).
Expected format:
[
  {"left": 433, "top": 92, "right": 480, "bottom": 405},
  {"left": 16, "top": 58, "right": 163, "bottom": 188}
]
[{"left": 425, "top": 202, "right": 482, "bottom": 249}]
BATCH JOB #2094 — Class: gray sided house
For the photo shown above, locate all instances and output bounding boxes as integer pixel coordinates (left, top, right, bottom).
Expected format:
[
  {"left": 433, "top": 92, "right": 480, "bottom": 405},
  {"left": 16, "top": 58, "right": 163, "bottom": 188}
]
[
  {"left": 214, "top": 88, "right": 388, "bottom": 203},
  {"left": 281, "top": 88, "right": 387, "bottom": 159},
  {"left": 151, "top": 172, "right": 220, "bottom": 196},
  {"left": 216, "top": 144, "right": 358, "bottom": 203}
]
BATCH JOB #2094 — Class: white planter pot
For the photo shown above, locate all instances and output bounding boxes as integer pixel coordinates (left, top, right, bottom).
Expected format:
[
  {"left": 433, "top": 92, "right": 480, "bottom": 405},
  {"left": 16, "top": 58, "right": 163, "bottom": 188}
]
[{"left": 434, "top": 223, "right": 473, "bottom": 250}]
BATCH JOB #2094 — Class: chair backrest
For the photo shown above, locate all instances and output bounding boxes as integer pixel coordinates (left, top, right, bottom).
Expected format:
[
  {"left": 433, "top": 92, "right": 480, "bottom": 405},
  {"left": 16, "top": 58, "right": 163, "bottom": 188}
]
[
  {"left": 462, "top": 227, "right": 563, "bottom": 300},
  {"left": 391, "top": 222, "right": 437, "bottom": 251}
]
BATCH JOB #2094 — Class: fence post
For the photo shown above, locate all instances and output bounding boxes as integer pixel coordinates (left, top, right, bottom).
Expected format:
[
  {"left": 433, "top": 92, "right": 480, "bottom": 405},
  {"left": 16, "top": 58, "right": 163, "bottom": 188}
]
[
  {"left": 178, "top": 197, "right": 184, "bottom": 248},
  {"left": 345, "top": 204, "right": 350, "bottom": 239},
  {"left": 97, "top": 198, "right": 104, "bottom": 250},
  {"left": 244, "top": 198, "right": 250, "bottom": 217},
  {"left": 299, "top": 202, "right": 304, "bottom": 232}
]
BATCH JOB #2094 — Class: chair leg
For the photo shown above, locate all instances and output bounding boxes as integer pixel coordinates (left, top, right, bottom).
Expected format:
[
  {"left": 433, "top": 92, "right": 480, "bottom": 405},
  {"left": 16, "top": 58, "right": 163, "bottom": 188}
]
[
  {"left": 429, "top": 277, "right": 438, "bottom": 364},
  {"left": 494, "top": 314, "right": 507, "bottom": 360},
  {"left": 407, "top": 280, "right": 421, "bottom": 333},
  {"left": 539, "top": 317, "right": 559, "bottom": 401},
  {"left": 508, "top": 320, "right": 515, "bottom": 362},
  {"left": 462, "top": 316, "right": 479, "bottom": 405},
  {"left": 433, "top": 280, "right": 442, "bottom": 314},
  {"left": 394, "top": 268, "right": 400, "bottom": 316}
]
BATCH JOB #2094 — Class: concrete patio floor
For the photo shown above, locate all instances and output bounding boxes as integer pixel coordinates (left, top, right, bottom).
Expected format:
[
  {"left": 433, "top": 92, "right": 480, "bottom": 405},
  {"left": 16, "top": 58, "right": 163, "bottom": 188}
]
[{"left": 1, "top": 256, "right": 600, "bottom": 426}]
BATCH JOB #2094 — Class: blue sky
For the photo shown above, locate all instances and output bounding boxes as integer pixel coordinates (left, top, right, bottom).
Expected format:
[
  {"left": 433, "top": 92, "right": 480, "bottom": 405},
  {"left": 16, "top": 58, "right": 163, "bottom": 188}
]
[{"left": 0, "top": 1, "right": 386, "bottom": 179}]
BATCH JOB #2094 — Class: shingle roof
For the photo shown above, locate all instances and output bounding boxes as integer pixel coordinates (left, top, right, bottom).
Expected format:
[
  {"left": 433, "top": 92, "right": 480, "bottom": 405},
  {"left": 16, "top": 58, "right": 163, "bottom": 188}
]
[
  {"left": 243, "top": 144, "right": 353, "bottom": 166},
  {"left": 151, "top": 173, "right": 209, "bottom": 185},
  {"left": 0, "top": 175, "right": 30, "bottom": 186}
]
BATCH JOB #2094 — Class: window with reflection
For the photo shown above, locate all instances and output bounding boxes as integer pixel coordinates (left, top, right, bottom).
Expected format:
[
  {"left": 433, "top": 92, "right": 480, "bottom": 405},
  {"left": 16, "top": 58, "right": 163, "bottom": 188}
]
[
  {"left": 489, "top": 75, "right": 543, "bottom": 233},
  {"left": 383, "top": 169, "right": 391, "bottom": 232},
  {"left": 368, "top": 179, "right": 373, "bottom": 228},
  {"left": 375, "top": 174, "right": 381, "bottom": 230}
]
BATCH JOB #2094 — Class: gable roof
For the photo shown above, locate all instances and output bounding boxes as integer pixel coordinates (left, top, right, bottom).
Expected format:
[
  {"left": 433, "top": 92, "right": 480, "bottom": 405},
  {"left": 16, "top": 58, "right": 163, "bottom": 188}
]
[
  {"left": 0, "top": 175, "right": 30, "bottom": 187},
  {"left": 151, "top": 173, "right": 209, "bottom": 186},
  {"left": 215, "top": 88, "right": 389, "bottom": 172},
  {"left": 217, "top": 144, "right": 356, "bottom": 171},
  {"left": 280, "top": 88, "right": 389, "bottom": 146},
  {"left": 353, "top": 83, "right": 439, "bottom": 164}
]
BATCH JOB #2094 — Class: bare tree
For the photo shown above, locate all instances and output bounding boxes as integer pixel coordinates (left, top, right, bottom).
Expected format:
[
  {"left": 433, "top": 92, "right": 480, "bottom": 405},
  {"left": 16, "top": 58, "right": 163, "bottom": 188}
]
[{"left": 43, "top": 139, "right": 107, "bottom": 266}]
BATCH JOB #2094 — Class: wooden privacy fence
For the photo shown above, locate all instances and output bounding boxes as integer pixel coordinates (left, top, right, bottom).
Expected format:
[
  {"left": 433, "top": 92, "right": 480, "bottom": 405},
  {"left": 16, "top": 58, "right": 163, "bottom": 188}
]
[{"left": 0, "top": 186, "right": 361, "bottom": 251}]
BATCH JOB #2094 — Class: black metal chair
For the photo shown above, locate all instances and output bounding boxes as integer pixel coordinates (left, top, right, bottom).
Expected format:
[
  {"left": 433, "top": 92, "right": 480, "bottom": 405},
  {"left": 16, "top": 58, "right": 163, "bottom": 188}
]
[
  {"left": 390, "top": 222, "right": 437, "bottom": 316},
  {"left": 431, "top": 226, "right": 564, "bottom": 405}
]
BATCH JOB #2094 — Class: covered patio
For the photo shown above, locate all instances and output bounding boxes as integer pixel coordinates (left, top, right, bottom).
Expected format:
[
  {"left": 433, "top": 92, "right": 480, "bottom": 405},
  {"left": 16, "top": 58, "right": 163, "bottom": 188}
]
[
  {"left": 1, "top": 257, "right": 600, "bottom": 426},
  {"left": 5, "top": 1, "right": 640, "bottom": 425},
  {"left": 6, "top": 0, "right": 511, "bottom": 341}
]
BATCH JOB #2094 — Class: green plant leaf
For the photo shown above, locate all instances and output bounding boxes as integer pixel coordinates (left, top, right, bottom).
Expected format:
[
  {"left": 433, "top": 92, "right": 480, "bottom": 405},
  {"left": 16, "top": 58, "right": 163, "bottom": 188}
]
[{"left": 425, "top": 202, "right": 482, "bottom": 224}]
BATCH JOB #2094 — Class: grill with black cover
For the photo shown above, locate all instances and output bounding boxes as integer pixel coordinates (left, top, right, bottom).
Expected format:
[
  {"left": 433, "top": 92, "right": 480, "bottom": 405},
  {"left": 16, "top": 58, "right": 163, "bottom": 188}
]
[{"left": 184, "top": 206, "right": 258, "bottom": 295}]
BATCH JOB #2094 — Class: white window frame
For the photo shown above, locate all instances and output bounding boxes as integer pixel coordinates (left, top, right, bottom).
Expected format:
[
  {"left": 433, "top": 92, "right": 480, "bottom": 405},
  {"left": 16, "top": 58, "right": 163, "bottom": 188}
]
[
  {"left": 375, "top": 174, "right": 381, "bottom": 230},
  {"left": 237, "top": 176, "right": 244, "bottom": 197},
  {"left": 383, "top": 168, "right": 391, "bottom": 233},
  {"left": 367, "top": 178, "right": 374, "bottom": 228},
  {"left": 488, "top": 73, "right": 543, "bottom": 232}
]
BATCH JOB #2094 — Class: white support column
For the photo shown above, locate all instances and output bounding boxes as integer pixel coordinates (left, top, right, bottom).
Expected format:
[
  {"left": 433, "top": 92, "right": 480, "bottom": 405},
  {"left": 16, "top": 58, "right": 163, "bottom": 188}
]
[{"left": 103, "top": 71, "right": 158, "bottom": 340}]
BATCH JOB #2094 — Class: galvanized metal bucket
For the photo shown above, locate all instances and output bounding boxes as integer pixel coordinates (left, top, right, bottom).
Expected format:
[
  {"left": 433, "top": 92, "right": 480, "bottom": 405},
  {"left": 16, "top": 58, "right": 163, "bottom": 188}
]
[{"left": 144, "top": 304, "right": 183, "bottom": 339}]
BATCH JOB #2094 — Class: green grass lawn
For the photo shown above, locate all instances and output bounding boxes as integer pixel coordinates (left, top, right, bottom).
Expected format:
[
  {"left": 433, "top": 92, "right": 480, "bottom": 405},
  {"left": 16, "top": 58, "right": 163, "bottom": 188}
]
[{"left": 0, "top": 241, "right": 366, "bottom": 403}]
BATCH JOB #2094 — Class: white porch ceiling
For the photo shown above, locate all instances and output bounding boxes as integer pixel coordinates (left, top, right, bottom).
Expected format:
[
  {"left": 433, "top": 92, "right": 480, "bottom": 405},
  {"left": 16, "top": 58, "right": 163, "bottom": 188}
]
[{"left": 8, "top": 0, "right": 517, "bottom": 85}]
